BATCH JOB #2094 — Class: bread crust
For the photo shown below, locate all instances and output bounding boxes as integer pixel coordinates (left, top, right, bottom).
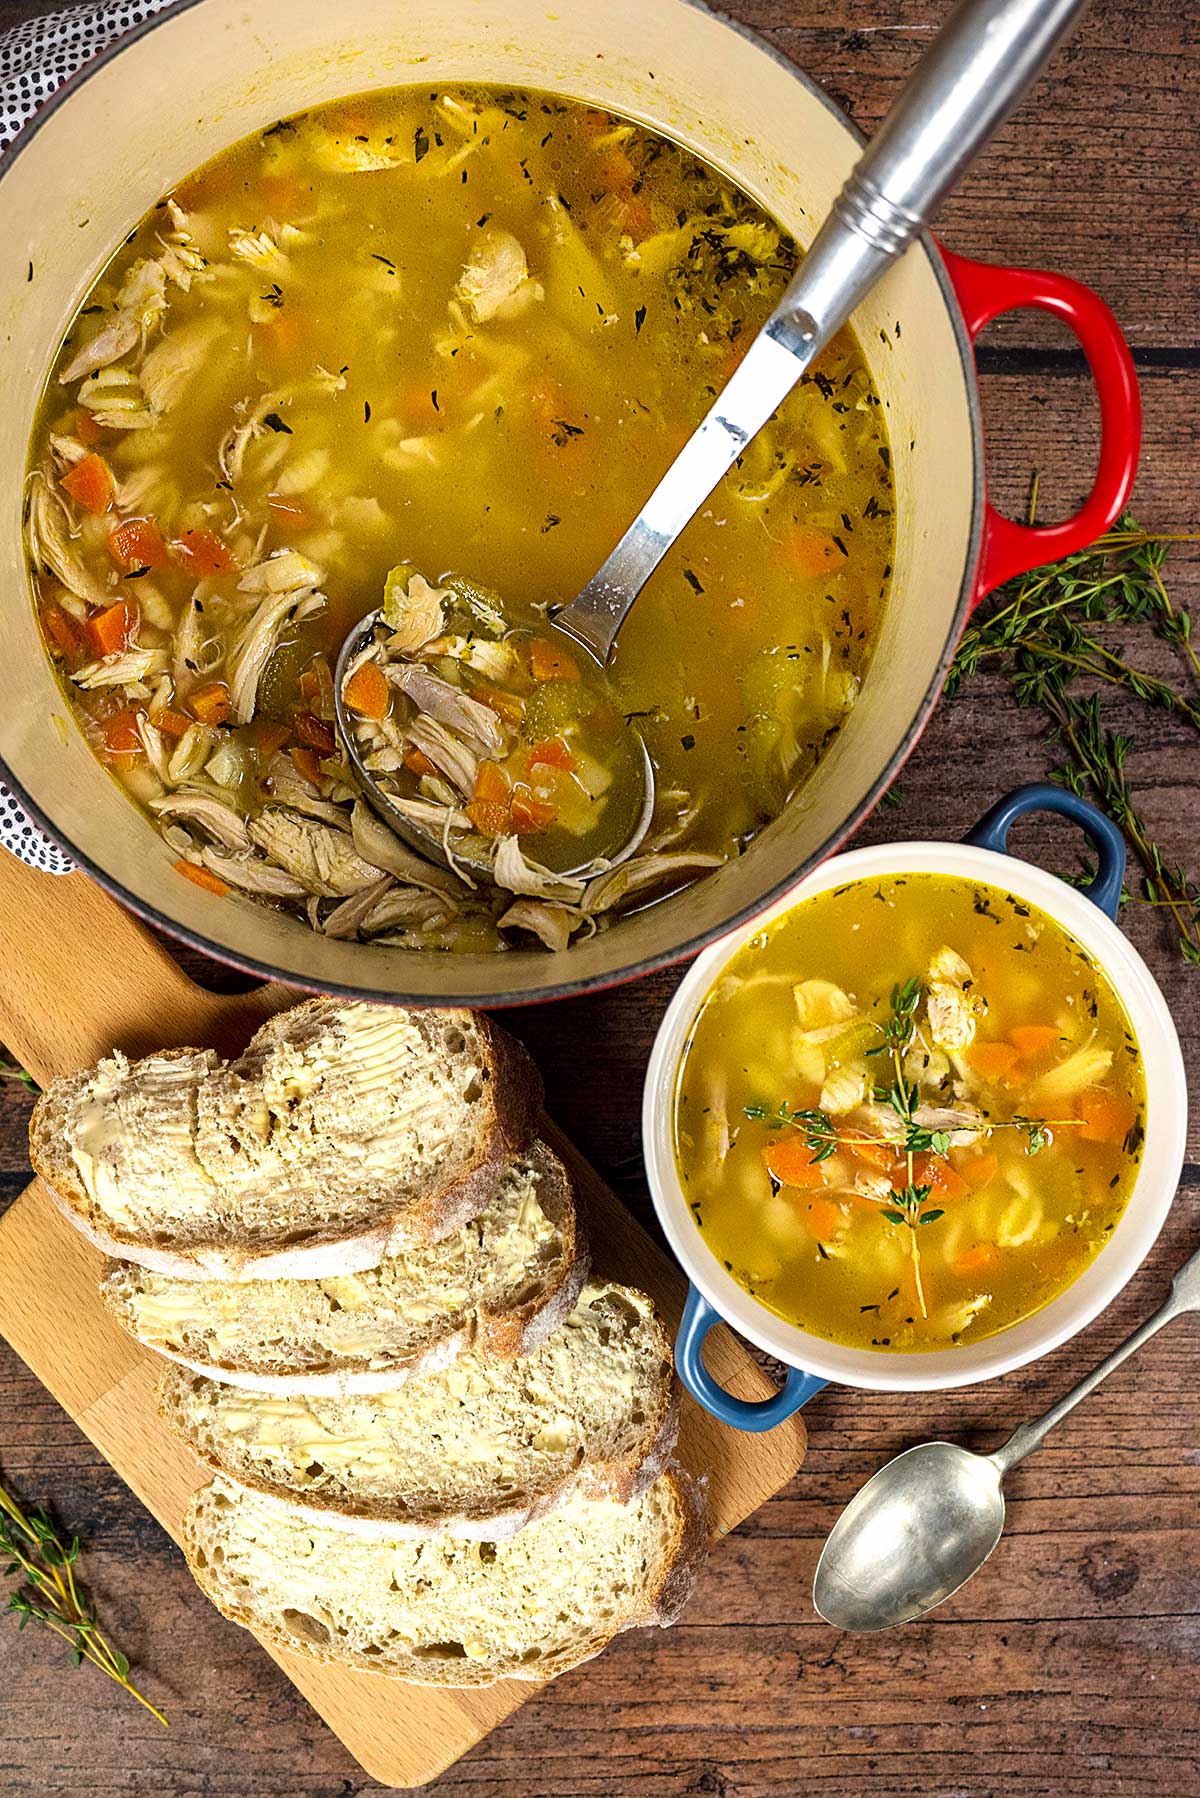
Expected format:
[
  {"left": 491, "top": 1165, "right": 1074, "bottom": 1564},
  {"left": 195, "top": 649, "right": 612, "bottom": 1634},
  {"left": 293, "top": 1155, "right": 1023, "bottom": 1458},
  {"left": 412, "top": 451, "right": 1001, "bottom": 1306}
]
[
  {"left": 182, "top": 1464, "right": 708, "bottom": 1686},
  {"left": 158, "top": 1288, "right": 681, "bottom": 1537},
  {"left": 30, "top": 1001, "right": 543, "bottom": 1281}
]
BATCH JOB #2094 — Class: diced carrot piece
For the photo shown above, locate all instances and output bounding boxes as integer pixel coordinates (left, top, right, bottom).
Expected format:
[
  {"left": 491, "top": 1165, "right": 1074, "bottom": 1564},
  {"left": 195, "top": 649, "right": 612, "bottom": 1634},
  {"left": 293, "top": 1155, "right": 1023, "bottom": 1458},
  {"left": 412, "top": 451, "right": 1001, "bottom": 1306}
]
[
  {"left": 1010, "top": 1024, "right": 1062, "bottom": 1059},
  {"left": 292, "top": 711, "right": 336, "bottom": 754},
  {"left": 615, "top": 193, "right": 654, "bottom": 241},
  {"left": 107, "top": 515, "right": 169, "bottom": 572},
  {"left": 594, "top": 146, "right": 636, "bottom": 191},
  {"left": 528, "top": 637, "right": 580, "bottom": 683},
  {"left": 189, "top": 682, "right": 233, "bottom": 727},
  {"left": 267, "top": 493, "right": 313, "bottom": 530},
  {"left": 83, "top": 600, "right": 138, "bottom": 660},
  {"left": 579, "top": 106, "right": 615, "bottom": 137},
  {"left": 527, "top": 380, "right": 584, "bottom": 455},
  {"left": 151, "top": 706, "right": 194, "bottom": 739},
  {"left": 790, "top": 526, "right": 840, "bottom": 579},
  {"left": 41, "top": 604, "right": 86, "bottom": 664},
  {"left": 289, "top": 745, "right": 324, "bottom": 787},
  {"left": 403, "top": 748, "right": 439, "bottom": 778},
  {"left": 802, "top": 1196, "right": 844, "bottom": 1241},
  {"left": 528, "top": 737, "right": 576, "bottom": 772},
  {"left": 954, "top": 1243, "right": 996, "bottom": 1278},
  {"left": 173, "top": 528, "right": 238, "bottom": 577},
  {"left": 61, "top": 452, "right": 114, "bottom": 516},
  {"left": 579, "top": 107, "right": 615, "bottom": 138},
  {"left": 343, "top": 661, "right": 390, "bottom": 721},
  {"left": 962, "top": 1151, "right": 999, "bottom": 1189},
  {"left": 847, "top": 1137, "right": 894, "bottom": 1174},
  {"left": 762, "top": 1135, "right": 825, "bottom": 1189},
  {"left": 911, "top": 1153, "right": 969, "bottom": 1201},
  {"left": 102, "top": 705, "right": 145, "bottom": 759},
  {"left": 969, "top": 1040, "right": 1019, "bottom": 1080},
  {"left": 398, "top": 384, "right": 444, "bottom": 429},
  {"left": 174, "top": 858, "right": 230, "bottom": 897},
  {"left": 473, "top": 760, "right": 511, "bottom": 804},
  {"left": 1078, "top": 1091, "right": 1139, "bottom": 1145},
  {"left": 510, "top": 790, "right": 556, "bottom": 834},
  {"left": 466, "top": 798, "right": 513, "bottom": 838},
  {"left": 260, "top": 173, "right": 303, "bottom": 215},
  {"left": 248, "top": 719, "right": 291, "bottom": 757},
  {"left": 473, "top": 684, "right": 526, "bottom": 727},
  {"left": 261, "top": 308, "right": 303, "bottom": 357},
  {"left": 73, "top": 407, "right": 105, "bottom": 447}
]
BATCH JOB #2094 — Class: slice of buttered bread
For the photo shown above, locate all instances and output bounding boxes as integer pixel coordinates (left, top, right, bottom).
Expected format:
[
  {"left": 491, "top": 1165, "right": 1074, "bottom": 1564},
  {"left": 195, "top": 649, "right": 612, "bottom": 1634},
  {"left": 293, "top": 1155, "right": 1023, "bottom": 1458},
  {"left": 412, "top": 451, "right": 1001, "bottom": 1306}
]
[
  {"left": 30, "top": 998, "right": 540, "bottom": 1279},
  {"left": 100, "top": 1140, "right": 586, "bottom": 1393},
  {"left": 184, "top": 1466, "right": 707, "bottom": 1686},
  {"left": 159, "top": 1281, "right": 679, "bottom": 1536}
]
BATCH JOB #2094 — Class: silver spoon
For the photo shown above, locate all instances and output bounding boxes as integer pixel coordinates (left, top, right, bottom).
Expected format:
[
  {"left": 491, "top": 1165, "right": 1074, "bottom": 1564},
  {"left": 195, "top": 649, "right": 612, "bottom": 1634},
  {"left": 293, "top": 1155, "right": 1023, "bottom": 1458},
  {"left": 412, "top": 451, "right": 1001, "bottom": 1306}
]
[
  {"left": 339, "top": 0, "right": 1090, "bottom": 878},
  {"left": 813, "top": 1239, "right": 1200, "bottom": 1633}
]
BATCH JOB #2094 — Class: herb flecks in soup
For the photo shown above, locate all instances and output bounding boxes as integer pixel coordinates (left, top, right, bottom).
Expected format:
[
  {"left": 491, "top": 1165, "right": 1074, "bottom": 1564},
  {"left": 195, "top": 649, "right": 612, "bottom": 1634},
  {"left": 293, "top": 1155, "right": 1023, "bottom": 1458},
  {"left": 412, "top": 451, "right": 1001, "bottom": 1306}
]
[
  {"left": 674, "top": 874, "right": 1145, "bottom": 1352},
  {"left": 27, "top": 85, "right": 893, "bottom": 952}
]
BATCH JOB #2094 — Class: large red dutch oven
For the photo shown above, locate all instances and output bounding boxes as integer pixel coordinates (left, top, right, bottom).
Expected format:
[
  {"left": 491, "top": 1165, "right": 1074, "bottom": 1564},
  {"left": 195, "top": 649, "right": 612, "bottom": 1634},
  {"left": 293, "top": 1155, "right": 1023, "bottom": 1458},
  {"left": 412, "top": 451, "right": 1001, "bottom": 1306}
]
[{"left": 0, "top": 0, "right": 1139, "bottom": 1005}]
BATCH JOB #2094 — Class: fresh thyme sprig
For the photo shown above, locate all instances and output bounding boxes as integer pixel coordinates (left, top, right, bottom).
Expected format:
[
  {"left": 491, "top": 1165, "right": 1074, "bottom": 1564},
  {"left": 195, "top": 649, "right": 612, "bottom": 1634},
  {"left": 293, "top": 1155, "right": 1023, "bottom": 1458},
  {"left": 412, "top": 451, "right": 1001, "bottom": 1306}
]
[
  {"left": 865, "top": 976, "right": 922, "bottom": 1059},
  {"left": 0, "top": 1477, "right": 167, "bottom": 1726},
  {"left": 0, "top": 1057, "right": 38, "bottom": 1094},
  {"left": 746, "top": 1099, "right": 1059, "bottom": 1160},
  {"left": 947, "top": 497, "right": 1200, "bottom": 964}
]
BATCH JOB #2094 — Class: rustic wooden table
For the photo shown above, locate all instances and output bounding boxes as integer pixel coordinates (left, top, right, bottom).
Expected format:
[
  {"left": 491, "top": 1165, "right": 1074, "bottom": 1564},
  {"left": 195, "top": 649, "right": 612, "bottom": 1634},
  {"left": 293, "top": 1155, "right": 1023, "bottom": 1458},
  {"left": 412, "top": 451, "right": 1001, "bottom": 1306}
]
[{"left": 1, "top": 1, "right": 1197, "bottom": 1793}]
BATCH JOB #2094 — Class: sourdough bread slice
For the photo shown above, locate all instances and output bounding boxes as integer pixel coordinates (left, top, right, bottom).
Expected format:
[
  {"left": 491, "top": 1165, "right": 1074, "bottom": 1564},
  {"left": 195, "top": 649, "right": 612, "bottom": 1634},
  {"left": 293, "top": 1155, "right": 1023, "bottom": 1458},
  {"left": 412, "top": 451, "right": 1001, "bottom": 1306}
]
[
  {"left": 159, "top": 1281, "right": 679, "bottom": 1536},
  {"left": 30, "top": 998, "right": 541, "bottom": 1279},
  {"left": 183, "top": 1465, "right": 707, "bottom": 1686},
  {"left": 100, "top": 1140, "right": 586, "bottom": 1394}
]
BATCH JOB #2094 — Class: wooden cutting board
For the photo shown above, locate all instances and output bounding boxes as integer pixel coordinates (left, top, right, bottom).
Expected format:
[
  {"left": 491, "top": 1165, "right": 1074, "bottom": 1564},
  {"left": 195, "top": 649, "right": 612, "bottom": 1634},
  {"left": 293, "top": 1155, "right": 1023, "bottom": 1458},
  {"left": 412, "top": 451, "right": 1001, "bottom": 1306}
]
[{"left": 0, "top": 851, "right": 806, "bottom": 1789}]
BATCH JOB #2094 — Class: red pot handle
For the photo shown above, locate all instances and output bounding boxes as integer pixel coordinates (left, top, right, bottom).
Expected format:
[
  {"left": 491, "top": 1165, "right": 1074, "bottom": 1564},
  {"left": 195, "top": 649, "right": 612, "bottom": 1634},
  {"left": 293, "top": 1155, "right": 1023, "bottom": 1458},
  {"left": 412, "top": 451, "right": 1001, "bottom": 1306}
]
[{"left": 939, "top": 245, "right": 1141, "bottom": 607}]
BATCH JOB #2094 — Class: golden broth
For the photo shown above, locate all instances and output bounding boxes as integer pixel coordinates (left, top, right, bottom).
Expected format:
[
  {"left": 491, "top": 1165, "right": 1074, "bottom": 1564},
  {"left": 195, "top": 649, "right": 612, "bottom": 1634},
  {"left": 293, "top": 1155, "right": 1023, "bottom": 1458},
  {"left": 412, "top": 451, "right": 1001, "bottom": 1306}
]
[
  {"left": 673, "top": 873, "right": 1145, "bottom": 1352},
  {"left": 26, "top": 85, "right": 893, "bottom": 950}
]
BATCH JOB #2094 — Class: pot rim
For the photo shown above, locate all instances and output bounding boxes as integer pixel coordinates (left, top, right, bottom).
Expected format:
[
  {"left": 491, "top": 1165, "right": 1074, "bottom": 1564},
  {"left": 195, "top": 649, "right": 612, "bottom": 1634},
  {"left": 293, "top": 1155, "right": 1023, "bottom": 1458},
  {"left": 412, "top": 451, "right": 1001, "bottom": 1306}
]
[
  {"left": 642, "top": 836, "right": 1188, "bottom": 1391},
  {"left": 0, "top": 0, "right": 985, "bottom": 1006}
]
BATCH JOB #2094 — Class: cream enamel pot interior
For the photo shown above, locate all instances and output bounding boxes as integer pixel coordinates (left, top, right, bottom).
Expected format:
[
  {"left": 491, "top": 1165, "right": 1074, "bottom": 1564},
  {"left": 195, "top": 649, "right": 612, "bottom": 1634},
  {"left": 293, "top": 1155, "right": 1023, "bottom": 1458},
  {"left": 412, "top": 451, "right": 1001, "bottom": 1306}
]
[
  {"left": 643, "top": 787, "right": 1188, "bottom": 1427},
  {"left": 0, "top": 0, "right": 1140, "bottom": 1006}
]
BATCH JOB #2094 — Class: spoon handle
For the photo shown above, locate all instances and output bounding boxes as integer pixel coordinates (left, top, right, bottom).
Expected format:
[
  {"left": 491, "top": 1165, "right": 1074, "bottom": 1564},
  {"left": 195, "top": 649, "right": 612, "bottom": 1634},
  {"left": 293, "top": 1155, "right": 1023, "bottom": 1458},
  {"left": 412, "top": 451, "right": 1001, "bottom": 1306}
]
[
  {"left": 556, "top": 0, "right": 1089, "bottom": 663},
  {"left": 991, "top": 1242, "right": 1200, "bottom": 1475}
]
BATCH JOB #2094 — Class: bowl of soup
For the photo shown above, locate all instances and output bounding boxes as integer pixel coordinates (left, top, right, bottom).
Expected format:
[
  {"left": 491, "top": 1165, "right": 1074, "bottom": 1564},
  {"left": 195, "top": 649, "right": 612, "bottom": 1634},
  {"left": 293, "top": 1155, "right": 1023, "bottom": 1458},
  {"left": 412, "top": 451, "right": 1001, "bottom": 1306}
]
[
  {"left": 0, "top": 0, "right": 1138, "bottom": 1002},
  {"left": 643, "top": 786, "right": 1187, "bottom": 1426}
]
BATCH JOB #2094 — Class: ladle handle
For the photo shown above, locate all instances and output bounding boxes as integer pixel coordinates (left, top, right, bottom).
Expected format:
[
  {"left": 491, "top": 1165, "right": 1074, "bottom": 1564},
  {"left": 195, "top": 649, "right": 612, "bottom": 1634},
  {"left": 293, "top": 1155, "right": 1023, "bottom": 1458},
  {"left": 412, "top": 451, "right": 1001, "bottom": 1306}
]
[
  {"left": 555, "top": 0, "right": 1092, "bottom": 664},
  {"left": 767, "top": 0, "right": 1092, "bottom": 359},
  {"left": 991, "top": 1243, "right": 1200, "bottom": 1475}
]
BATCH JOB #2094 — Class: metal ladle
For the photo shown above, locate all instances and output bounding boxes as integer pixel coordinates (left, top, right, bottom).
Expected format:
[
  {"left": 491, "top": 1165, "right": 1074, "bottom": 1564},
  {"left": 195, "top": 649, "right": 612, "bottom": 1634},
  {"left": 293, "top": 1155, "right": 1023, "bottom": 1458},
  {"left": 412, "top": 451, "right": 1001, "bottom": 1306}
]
[
  {"left": 813, "top": 1239, "right": 1200, "bottom": 1633},
  {"left": 338, "top": 0, "right": 1092, "bottom": 880}
]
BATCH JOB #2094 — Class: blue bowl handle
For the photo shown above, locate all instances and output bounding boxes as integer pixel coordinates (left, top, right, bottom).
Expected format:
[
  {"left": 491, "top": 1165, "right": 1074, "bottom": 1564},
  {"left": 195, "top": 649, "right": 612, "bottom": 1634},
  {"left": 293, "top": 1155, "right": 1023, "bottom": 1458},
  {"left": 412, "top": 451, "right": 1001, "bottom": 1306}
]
[
  {"left": 965, "top": 783, "right": 1125, "bottom": 921},
  {"left": 676, "top": 1286, "right": 826, "bottom": 1432}
]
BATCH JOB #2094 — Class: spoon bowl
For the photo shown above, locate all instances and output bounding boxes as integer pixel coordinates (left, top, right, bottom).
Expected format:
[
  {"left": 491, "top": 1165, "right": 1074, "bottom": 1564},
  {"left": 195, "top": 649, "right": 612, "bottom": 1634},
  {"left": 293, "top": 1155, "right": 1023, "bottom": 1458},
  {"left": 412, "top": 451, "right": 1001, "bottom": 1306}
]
[
  {"left": 812, "top": 1241, "right": 1200, "bottom": 1634},
  {"left": 813, "top": 1441, "right": 1005, "bottom": 1632}
]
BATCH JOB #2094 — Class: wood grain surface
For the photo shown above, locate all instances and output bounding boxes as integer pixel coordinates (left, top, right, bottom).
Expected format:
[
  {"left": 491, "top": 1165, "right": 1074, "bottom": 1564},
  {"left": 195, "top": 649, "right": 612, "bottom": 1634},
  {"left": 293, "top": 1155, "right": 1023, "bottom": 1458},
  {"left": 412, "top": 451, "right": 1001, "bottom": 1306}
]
[{"left": 1, "top": 1, "right": 1198, "bottom": 1793}]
